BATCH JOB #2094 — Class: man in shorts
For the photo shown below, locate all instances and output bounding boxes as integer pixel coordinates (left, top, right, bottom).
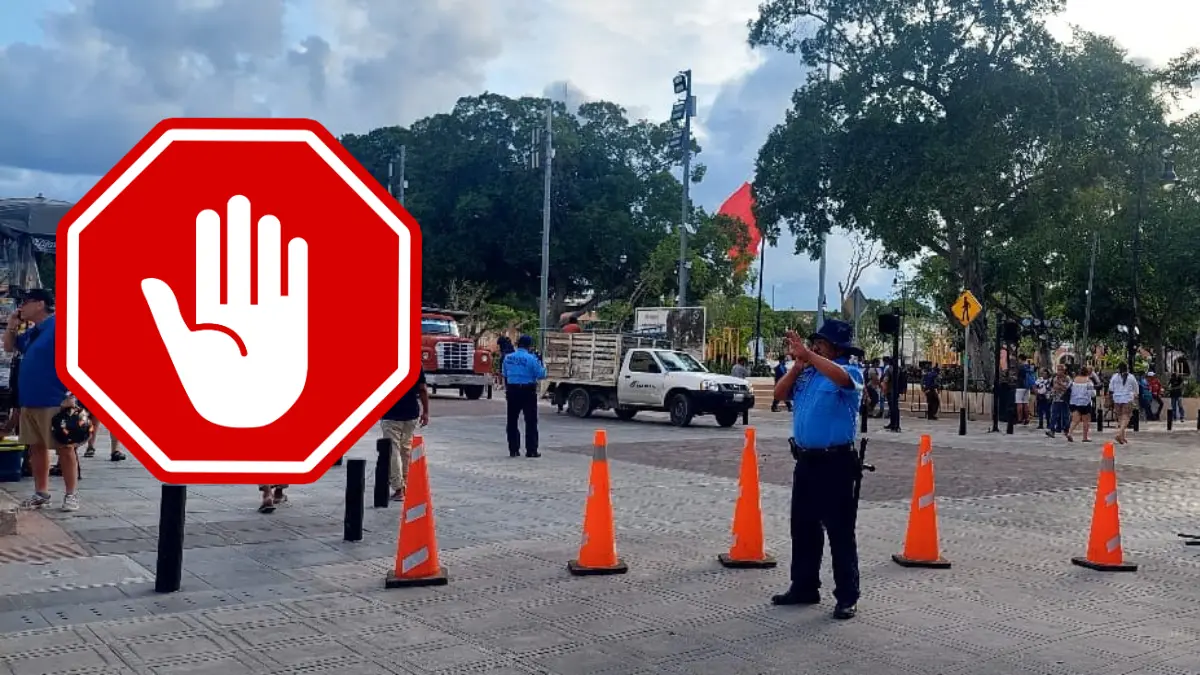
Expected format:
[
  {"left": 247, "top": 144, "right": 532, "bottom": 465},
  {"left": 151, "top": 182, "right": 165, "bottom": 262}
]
[{"left": 2, "top": 289, "right": 79, "bottom": 511}]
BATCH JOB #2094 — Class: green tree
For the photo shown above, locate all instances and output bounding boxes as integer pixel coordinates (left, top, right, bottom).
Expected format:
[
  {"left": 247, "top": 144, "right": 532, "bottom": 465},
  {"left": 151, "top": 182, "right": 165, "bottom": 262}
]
[
  {"left": 339, "top": 93, "right": 748, "bottom": 318},
  {"left": 749, "top": 0, "right": 1197, "bottom": 382}
]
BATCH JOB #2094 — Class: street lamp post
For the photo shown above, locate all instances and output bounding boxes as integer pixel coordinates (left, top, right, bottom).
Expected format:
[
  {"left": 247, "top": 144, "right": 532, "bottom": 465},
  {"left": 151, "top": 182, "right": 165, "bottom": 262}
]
[{"left": 670, "top": 70, "right": 695, "bottom": 307}]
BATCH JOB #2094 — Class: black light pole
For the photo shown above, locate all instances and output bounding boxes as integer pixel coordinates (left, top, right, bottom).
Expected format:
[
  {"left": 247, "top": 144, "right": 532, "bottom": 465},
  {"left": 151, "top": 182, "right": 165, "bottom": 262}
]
[
  {"left": 1130, "top": 138, "right": 1181, "bottom": 370},
  {"left": 753, "top": 239, "right": 767, "bottom": 364},
  {"left": 989, "top": 315, "right": 1003, "bottom": 433}
]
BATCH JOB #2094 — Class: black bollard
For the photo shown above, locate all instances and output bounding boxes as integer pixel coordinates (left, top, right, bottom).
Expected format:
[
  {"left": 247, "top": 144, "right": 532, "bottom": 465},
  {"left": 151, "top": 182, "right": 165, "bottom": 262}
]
[
  {"left": 860, "top": 406, "right": 868, "bottom": 434},
  {"left": 1097, "top": 408, "right": 1103, "bottom": 432},
  {"left": 958, "top": 407, "right": 967, "bottom": 436},
  {"left": 374, "top": 438, "right": 392, "bottom": 508},
  {"left": 155, "top": 485, "right": 187, "bottom": 594},
  {"left": 1132, "top": 408, "right": 1140, "bottom": 432},
  {"left": 345, "top": 459, "right": 366, "bottom": 541},
  {"left": 1006, "top": 404, "right": 1015, "bottom": 435},
  {"left": 1168, "top": 409, "right": 1174, "bottom": 430}
]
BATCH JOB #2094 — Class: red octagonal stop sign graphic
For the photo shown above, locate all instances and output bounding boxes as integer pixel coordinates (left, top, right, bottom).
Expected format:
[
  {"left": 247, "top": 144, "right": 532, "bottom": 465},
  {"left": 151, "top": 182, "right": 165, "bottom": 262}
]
[{"left": 56, "top": 118, "right": 422, "bottom": 485}]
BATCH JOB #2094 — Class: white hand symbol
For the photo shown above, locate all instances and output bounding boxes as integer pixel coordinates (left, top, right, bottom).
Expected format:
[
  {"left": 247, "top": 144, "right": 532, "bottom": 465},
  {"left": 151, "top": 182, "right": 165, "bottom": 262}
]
[{"left": 142, "top": 195, "right": 309, "bottom": 428}]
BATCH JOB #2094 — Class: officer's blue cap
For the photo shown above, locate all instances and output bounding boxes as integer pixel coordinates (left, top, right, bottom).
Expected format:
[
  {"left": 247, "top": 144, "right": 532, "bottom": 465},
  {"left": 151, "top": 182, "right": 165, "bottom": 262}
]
[
  {"left": 517, "top": 335, "right": 534, "bottom": 349},
  {"left": 809, "top": 319, "right": 863, "bottom": 357}
]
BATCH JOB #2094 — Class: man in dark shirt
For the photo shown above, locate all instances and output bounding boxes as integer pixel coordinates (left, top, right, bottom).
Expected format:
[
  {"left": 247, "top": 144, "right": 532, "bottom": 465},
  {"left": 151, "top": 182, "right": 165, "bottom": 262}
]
[
  {"left": 1168, "top": 372, "right": 1185, "bottom": 422},
  {"left": 381, "top": 368, "right": 430, "bottom": 501},
  {"left": 922, "top": 366, "right": 940, "bottom": 420}
]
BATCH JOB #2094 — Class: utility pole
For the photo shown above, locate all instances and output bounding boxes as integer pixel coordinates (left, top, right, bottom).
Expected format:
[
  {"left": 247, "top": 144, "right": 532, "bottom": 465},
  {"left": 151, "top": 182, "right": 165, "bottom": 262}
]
[
  {"left": 537, "top": 102, "right": 553, "bottom": 352},
  {"left": 1082, "top": 230, "right": 1098, "bottom": 360},
  {"left": 677, "top": 71, "right": 694, "bottom": 307},
  {"left": 387, "top": 147, "right": 407, "bottom": 206}
]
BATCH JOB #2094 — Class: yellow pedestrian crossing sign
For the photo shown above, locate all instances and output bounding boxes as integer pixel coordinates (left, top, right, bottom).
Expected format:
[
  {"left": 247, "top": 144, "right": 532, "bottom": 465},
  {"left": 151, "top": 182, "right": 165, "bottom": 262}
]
[{"left": 951, "top": 290, "right": 982, "bottom": 327}]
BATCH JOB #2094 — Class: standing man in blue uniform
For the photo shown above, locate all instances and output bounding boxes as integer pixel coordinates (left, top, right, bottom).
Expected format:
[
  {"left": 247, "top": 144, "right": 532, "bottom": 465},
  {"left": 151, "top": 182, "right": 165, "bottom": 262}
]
[
  {"left": 770, "top": 319, "right": 865, "bottom": 620},
  {"left": 502, "top": 335, "right": 546, "bottom": 458}
]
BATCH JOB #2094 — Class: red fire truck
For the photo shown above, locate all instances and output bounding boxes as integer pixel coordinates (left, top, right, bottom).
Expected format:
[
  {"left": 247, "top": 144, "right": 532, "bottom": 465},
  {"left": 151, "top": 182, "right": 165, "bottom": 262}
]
[{"left": 420, "top": 307, "right": 492, "bottom": 399}]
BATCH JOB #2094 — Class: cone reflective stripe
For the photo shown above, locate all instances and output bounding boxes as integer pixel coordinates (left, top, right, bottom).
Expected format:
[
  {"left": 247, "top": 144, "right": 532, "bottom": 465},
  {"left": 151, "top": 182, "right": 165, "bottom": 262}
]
[
  {"left": 1072, "top": 443, "right": 1137, "bottom": 572},
  {"left": 719, "top": 427, "right": 776, "bottom": 568},
  {"left": 892, "top": 435, "right": 951, "bottom": 568},
  {"left": 568, "top": 430, "right": 627, "bottom": 575},
  {"left": 386, "top": 436, "right": 449, "bottom": 587}
]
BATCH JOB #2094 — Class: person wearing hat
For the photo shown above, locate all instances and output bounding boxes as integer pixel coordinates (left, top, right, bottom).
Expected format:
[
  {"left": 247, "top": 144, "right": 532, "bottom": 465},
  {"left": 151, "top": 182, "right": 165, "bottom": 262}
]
[
  {"left": 1, "top": 288, "right": 81, "bottom": 511},
  {"left": 769, "top": 319, "right": 865, "bottom": 620},
  {"left": 501, "top": 335, "right": 546, "bottom": 457}
]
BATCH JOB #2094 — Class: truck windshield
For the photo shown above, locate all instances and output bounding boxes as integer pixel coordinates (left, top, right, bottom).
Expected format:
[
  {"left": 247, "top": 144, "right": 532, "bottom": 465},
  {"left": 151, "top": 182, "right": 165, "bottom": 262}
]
[
  {"left": 656, "top": 351, "right": 707, "bottom": 373},
  {"left": 422, "top": 319, "right": 460, "bottom": 336}
]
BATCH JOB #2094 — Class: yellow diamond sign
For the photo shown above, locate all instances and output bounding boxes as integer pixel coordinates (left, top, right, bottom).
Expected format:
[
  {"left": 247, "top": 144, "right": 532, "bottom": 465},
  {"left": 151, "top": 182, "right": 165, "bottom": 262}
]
[{"left": 951, "top": 290, "right": 982, "bottom": 327}]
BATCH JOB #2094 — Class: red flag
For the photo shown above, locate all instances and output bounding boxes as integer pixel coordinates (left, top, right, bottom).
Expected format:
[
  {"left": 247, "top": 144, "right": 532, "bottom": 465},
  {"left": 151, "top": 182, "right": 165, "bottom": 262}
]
[{"left": 719, "top": 182, "right": 760, "bottom": 273}]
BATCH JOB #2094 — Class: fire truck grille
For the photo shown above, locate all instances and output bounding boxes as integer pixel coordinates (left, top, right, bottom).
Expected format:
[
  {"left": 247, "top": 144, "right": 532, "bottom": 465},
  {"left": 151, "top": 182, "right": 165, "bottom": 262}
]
[{"left": 436, "top": 342, "right": 474, "bottom": 371}]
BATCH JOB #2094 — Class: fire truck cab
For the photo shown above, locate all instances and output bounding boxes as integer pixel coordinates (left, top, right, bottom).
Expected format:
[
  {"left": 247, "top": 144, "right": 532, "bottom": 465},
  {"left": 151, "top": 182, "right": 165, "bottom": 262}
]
[{"left": 420, "top": 308, "right": 493, "bottom": 400}]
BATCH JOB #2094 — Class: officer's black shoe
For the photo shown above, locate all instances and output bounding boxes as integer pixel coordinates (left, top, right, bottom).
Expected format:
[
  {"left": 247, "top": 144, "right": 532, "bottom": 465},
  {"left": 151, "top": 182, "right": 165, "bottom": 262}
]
[
  {"left": 833, "top": 603, "right": 857, "bottom": 620},
  {"left": 770, "top": 589, "right": 820, "bottom": 606},
  {"left": 509, "top": 450, "right": 521, "bottom": 458},
  {"left": 526, "top": 451, "right": 541, "bottom": 458}
]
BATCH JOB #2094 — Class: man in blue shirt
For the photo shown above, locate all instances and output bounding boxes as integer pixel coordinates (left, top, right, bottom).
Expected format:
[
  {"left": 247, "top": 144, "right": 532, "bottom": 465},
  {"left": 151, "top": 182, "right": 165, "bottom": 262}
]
[
  {"left": 770, "top": 319, "right": 865, "bottom": 620},
  {"left": 2, "top": 289, "right": 78, "bottom": 512},
  {"left": 502, "top": 335, "right": 546, "bottom": 458}
]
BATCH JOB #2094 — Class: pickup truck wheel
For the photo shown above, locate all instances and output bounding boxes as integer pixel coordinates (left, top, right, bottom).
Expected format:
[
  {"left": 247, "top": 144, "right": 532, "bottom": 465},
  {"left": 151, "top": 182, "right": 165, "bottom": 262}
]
[
  {"left": 615, "top": 408, "right": 638, "bottom": 421},
  {"left": 715, "top": 410, "right": 739, "bottom": 428},
  {"left": 462, "top": 385, "right": 484, "bottom": 400},
  {"left": 567, "top": 388, "right": 593, "bottom": 418},
  {"left": 668, "top": 393, "right": 694, "bottom": 427}
]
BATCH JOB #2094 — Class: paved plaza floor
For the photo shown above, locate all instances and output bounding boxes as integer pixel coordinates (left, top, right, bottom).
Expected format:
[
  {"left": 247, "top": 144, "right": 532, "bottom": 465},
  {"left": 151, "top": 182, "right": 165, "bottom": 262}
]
[{"left": 1, "top": 398, "right": 1199, "bottom": 674}]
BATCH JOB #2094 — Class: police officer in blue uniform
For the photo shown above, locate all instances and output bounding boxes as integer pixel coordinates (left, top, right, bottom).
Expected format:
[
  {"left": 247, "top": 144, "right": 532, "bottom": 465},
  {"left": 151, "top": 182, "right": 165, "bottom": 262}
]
[
  {"left": 502, "top": 335, "right": 546, "bottom": 458},
  {"left": 770, "top": 319, "right": 865, "bottom": 620}
]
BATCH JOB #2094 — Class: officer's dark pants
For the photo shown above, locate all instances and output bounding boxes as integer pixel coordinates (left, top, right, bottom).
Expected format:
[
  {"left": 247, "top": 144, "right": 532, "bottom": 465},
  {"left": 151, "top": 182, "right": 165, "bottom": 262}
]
[
  {"left": 505, "top": 385, "right": 538, "bottom": 454},
  {"left": 790, "top": 449, "right": 860, "bottom": 606},
  {"left": 924, "top": 390, "right": 940, "bottom": 419}
]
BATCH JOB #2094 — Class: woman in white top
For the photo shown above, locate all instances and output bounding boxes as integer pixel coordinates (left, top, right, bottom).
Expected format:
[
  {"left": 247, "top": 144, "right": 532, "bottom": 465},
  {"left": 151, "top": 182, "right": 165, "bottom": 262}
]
[{"left": 1066, "top": 366, "right": 1096, "bottom": 442}]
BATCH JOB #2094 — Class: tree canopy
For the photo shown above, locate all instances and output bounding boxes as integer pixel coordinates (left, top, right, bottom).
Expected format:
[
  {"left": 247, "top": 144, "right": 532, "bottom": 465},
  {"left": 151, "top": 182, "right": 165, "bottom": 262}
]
[
  {"left": 339, "top": 93, "right": 751, "bottom": 321},
  {"left": 750, "top": 0, "right": 1200, "bottom": 376}
]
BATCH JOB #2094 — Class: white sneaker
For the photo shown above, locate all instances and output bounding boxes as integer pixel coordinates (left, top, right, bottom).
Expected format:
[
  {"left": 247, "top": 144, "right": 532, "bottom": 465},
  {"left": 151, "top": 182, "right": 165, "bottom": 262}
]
[
  {"left": 61, "top": 494, "right": 80, "bottom": 512},
  {"left": 20, "top": 492, "right": 51, "bottom": 509}
]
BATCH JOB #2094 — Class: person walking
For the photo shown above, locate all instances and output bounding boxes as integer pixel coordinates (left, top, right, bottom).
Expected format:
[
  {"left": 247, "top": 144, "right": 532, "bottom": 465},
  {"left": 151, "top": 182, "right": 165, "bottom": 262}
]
[
  {"left": 1168, "top": 372, "right": 1185, "bottom": 423},
  {"left": 2, "top": 289, "right": 80, "bottom": 512},
  {"left": 502, "top": 335, "right": 546, "bottom": 458},
  {"left": 1108, "top": 363, "right": 1138, "bottom": 445},
  {"left": 771, "top": 356, "right": 794, "bottom": 412},
  {"left": 380, "top": 367, "right": 430, "bottom": 501},
  {"left": 921, "top": 365, "right": 940, "bottom": 421},
  {"left": 1066, "top": 366, "right": 1097, "bottom": 443},
  {"left": 769, "top": 319, "right": 865, "bottom": 621},
  {"left": 1034, "top": 369, "right": 1051, "bottom": 429},
  {"left": 1046, "top": 364, "right": 1072, "bottom": 438}
]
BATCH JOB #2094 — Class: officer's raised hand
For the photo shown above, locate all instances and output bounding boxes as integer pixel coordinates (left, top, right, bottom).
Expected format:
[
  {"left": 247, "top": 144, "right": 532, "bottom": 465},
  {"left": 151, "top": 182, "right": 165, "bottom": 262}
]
[{"left": 784, "top": 330, "right": 810, "bottom": 363}]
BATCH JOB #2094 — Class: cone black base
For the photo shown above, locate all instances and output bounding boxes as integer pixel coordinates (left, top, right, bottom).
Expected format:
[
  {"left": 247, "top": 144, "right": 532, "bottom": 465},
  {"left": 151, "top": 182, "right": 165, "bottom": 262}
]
[
  {"left": 892, "top": 553, "right": 951, "bottom": 569},
  {"left": 718, "top": 553, "right": 777, "bottom": 569},
  {"left": 568, "top": 559, "right": 628, "bottom": 576},
  {"left": 385, "top": 568, "right": 449, "bottom": 588},
  {"left": 1071, "top": 556, "right": 1137, "bottom": 572}
]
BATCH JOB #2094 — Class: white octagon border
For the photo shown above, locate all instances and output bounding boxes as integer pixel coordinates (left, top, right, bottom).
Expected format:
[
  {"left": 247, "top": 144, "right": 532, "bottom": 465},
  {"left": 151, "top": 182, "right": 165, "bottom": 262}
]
[{"left": 65, "top": 128, "right": 412, "bottom": 475}]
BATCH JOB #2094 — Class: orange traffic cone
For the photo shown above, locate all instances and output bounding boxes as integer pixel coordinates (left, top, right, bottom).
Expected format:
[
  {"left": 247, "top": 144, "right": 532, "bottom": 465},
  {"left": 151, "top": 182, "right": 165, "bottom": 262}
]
[
  {"left": 892, "top": 434, "right": 951, "bottom": 568},
  {"left": 568, "top": 430, "right": 628, "bottom": 576},
  {"left": 385, "top": 436, "right": 449, "bottom": 587},
  {"left": 1072, "top": 442, "right": 1137, "bottom": 572},
  {"left": 718, "top": 427, "right": 776, "bottom": 569}
]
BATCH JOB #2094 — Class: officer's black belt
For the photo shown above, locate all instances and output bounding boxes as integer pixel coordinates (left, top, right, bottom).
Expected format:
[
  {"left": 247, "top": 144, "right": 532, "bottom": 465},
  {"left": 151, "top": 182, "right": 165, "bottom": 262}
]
[
  {"left": 788, "top": 438, "right": 853, "bottom": 461},
  {"left": 507, "top": 383, "right": 537, "bottom": 390}
]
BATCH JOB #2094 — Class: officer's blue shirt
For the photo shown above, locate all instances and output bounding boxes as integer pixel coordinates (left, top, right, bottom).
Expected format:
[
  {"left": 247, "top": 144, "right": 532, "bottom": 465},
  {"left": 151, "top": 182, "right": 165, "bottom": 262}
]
[
  {"left": 791, "top": 356, "right": 864, "bottom": 449},
  {"left": 15, "top": 314, "right": 68, "bottom": 408},
  {"left": 502, "top": 348, "right": 546, "bottom": 385}
]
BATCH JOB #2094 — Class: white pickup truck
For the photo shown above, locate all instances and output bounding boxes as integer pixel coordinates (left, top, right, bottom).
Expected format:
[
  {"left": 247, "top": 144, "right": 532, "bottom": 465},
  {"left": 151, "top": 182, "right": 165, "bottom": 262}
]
[{"left": 543, "top": 332, "right": 754, "bottom": 427}]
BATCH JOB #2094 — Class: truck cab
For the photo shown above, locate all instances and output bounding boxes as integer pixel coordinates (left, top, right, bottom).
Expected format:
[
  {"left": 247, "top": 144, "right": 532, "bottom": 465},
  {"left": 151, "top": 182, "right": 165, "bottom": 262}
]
[
  {"left": 420, "top": 309, "right": 492, "bottom": 399},
  {"left": 545, "top": 332, "right": 754, "bottom": 427}
]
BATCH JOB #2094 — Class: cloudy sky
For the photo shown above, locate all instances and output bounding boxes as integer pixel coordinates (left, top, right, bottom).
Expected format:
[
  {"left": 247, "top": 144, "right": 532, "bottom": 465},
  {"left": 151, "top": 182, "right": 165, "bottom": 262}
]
[{"left": 2, "top": 0, "right": 1198, "bottom": 310}]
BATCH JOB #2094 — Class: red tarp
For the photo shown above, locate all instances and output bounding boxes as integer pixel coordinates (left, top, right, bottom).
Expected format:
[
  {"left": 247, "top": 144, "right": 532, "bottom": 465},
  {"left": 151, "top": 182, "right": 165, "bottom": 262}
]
[{"left": 719, "top": 182, "right": 760, "bottom": 273}]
